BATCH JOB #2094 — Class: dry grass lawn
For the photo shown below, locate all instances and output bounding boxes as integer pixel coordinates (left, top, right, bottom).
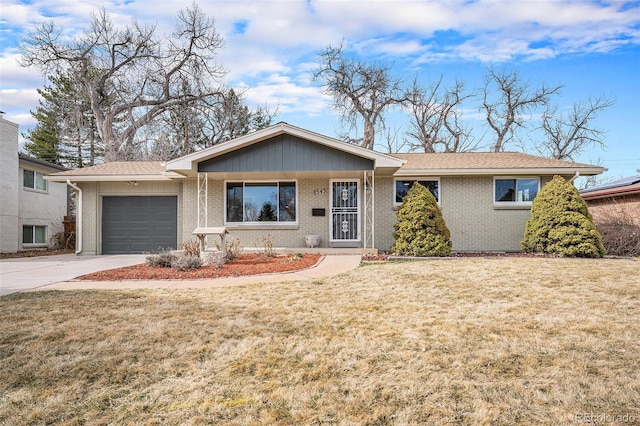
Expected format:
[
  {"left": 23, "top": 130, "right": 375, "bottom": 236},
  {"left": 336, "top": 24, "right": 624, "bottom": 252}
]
[{"left": 1, "top": 257, "right": 639, "bottom": 425}]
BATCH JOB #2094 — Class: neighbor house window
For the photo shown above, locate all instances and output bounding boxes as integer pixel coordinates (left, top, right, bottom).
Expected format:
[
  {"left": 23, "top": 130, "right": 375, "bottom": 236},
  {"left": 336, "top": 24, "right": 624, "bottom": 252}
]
[
  {"left": 494, "top": 178, "right": 539, "bottom": 204},
  {"left": 23, "top": 169, "right": 47, "bottom": 191},
  {"left": 395, "top": 179, "right": 440, "bottom": 204},
  {"left": 23, "top": 225, "right": 47, "bottom": 245},
  {"left": 225, "top": 181, "right": 297, "bottom": 224}
]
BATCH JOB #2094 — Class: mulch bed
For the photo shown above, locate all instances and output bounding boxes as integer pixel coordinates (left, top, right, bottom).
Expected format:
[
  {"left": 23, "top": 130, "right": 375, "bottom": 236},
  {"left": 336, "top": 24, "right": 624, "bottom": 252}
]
[{"left": 75, "top": 253, "right": 322, "bottom": 281}]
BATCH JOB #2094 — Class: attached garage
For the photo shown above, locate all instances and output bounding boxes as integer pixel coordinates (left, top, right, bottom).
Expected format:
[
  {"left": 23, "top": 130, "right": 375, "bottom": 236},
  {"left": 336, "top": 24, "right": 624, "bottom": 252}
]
[{"left": 102, "top": 196, "right": 177, "bottom": 254}]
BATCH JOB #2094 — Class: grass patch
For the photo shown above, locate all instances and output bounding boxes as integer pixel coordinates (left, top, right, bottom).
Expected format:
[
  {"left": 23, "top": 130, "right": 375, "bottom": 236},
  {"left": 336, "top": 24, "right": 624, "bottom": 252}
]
[{"left": 1, "top": 258, "right": 639, "bottom": 424}]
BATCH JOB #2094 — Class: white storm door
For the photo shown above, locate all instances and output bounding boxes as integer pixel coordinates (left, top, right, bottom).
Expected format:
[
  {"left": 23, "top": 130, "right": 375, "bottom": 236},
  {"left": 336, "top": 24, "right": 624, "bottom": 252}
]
[{"left": 330, "top": 180, "right": 360, "bottom": 243}]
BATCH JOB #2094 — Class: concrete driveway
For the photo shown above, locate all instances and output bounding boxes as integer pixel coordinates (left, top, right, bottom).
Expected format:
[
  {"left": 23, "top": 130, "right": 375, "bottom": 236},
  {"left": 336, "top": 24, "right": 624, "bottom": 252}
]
[{"left": 0, "top": 254, "right": 146, "bottom": 296}]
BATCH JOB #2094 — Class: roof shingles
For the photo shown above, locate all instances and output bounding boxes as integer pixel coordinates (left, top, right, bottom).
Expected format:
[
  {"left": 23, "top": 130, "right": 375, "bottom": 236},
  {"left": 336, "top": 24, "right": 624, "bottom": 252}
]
[
  {"left": 49, "top": 161, "right": 166, "bottom": 177},
  {"left": 48, "top": 152, "right": 602, "bottom": 180},
  {"left": 391, "top": 152, "right": 598, "bottom": 170}
]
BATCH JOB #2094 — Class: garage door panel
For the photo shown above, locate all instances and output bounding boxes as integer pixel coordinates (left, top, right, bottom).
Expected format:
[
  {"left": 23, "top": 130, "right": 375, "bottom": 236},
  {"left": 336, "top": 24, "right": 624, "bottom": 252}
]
[
  {"left": 102, "top": 196, "right": 177, "bottom": 254},
  {"left": 130, "top": 240, "right": 154, "bottom": 252},
  {"left": 130, "top": 225, "right": 151, "bottom": 237},
  {"left": 105, "top": 240, "right": 129, "bottom": 253}
]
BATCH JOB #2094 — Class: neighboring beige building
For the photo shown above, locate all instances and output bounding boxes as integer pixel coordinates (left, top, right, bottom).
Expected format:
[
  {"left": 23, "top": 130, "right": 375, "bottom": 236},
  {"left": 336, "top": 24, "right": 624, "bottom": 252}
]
[
  {"left": 0, "top": 115, "right": 69, "bottom": 253},
  {"left": 47, "top": 123, "right": 605, "bottom": 255}
]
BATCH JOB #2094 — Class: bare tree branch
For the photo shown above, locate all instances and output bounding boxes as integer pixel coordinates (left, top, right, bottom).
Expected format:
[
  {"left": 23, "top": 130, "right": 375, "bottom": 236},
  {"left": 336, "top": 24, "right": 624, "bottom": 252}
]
[
  {"left": 538, "top": 96, "right": 614, "bottom": 160},
  {"left": 482, "top": 67, "right": 562, "bottom": 152},
  {"left": 404, "top": 77, "right": 477, "bottom": 153},
  {"left": 313, "top": 41, "right": 404, "bottom": 150},
  {"left": 20, "top": 3, "right": 226, "bottom": 161}
]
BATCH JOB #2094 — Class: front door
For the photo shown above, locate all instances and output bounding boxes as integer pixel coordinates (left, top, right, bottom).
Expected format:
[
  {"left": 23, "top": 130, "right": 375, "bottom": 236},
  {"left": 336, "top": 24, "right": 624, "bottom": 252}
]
[{"left": 330, "top": 180, "right": 360, "bottom": 247}]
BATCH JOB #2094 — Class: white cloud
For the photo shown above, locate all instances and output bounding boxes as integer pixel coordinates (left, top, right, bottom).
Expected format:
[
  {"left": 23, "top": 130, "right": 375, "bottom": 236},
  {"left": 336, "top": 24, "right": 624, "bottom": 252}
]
[
  {"left": 1, "top": 0, "right": 638, "bottom": 143},
  {"left": 239, "top": 73, "right": 330, "bottom": 115},
  {"left": 0, "top": 52, "right": 45, "bottom": 128}
]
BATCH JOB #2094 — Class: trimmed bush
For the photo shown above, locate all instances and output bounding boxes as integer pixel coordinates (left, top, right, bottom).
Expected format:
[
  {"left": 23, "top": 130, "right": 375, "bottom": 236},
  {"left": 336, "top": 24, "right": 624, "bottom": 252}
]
[
  {"left": 391, "top": 182, "right": 452, "bottom": 256},
  {"left": 171, "top": 255, "right": 203, "bottom": 271},
  {"left": 145, "top": 249, "right": 177, "bottom": 268},
  {"left": 522, "top": 175, "right": 605, "bottom": 257}
]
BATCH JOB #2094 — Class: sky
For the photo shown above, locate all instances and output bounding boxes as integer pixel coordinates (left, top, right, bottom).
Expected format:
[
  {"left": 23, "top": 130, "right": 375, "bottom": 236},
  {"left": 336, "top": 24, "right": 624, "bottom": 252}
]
[{"left": 1, "top": 0, "right": 639, "bottom": 180}]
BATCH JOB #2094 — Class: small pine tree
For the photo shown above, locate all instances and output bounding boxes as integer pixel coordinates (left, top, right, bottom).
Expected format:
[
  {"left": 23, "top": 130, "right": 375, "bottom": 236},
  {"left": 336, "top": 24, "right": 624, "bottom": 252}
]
[
  {"left": 257, "top": 202, "right": 277, "bottom": 221},
  {"left": 521, "top": 175, "right": 605, "bottom": 257},
  {"left": 392, "top": 183, "right": 452, "bottom": 256}
]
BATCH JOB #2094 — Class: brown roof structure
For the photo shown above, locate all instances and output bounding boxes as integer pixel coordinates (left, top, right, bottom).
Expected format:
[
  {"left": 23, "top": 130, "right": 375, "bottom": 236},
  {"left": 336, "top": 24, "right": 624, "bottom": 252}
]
[
  {"left": 391, "top": 152, "right": 600, "bottom": 171},
  {"left": 47, "top": 150, "right": 604, "bottom": 182},
  {"left": 46, "top": 161, "right": 184, "bottom": 181}
]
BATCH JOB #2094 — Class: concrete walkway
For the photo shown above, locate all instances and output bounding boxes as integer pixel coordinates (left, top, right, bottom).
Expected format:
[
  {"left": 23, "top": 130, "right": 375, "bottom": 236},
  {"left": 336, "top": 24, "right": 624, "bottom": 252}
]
[
  {"left": 12, "top": 255, "right": 362, "bottom": 293},
  {"left": 0, "top": 254, "right": 147, "bottom": 296}
]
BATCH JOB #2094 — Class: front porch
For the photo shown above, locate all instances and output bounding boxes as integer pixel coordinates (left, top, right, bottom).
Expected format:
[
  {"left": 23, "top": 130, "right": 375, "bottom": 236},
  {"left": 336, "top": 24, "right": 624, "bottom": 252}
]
[
  {"left": 165, "top": 123, "right": 406, "bottom": 252},
  {"left": 191, "top": 171, "right": 379, "bottom": 250}
]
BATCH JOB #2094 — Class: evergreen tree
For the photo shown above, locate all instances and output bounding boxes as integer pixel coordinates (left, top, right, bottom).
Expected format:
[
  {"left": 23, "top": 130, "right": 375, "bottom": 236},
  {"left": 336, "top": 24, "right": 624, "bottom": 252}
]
[
  {"left": 23, "top": 98, "right": 61, "bottom": 165},
  {"left": 257, "top": 202, "right": 277, "bottom": 222},
  {"left": 522, "top": 175, "right": 605, "bottom": 257},
  {"left": 392, "top": 183, "right": 452, "bottom": 256},
  {"left": 23, "top": 72, "right": 102, "bottom": 168}
]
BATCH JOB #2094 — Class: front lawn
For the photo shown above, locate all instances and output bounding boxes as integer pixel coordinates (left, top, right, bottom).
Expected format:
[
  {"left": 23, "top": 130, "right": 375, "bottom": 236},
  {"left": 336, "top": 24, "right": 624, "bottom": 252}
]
[{"left": 1, "top": 258, "right": 638, "bottom": 424}]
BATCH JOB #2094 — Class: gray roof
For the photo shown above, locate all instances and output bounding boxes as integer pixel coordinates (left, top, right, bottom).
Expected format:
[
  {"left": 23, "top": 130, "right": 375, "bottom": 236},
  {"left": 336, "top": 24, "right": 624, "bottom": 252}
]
[
  {"left": 580, "top": 175, "right": 640, "bottom": 194},
  {"left": 19, "top": 154, "right": 69, "bottom": 172}
]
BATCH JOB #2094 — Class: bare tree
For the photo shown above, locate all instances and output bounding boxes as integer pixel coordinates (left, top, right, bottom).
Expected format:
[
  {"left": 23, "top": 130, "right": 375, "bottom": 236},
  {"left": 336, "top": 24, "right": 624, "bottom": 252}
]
[
  {"left": 380, "top": 127, "right": 407, "bottom": 154},
  {"left": 404, "top": 77, "right": 444, "bottom": 153},
  {"left": 440, "top": 83, "right": 477, "bottom": 152},
  {"left": 202, "top": 88, "right": 277, "bottom": 147},
  {"left": 141, "top": 87, "right": 277, "bottom": 160},
  {"left": 539, "top": 96, "right": 614, "bottom": 160},
  {"left": 20, "top": 3, "right": 226, "bottom": 162},
  {"left": 404, "top": 77, "right": 476, "bottom": 153},
  {"left": 482, "top": 68, "right": 562, "bottom": 152},
  {"left": 144, "top": 87, "right": 277, "bottom": 159},
  {"left": 313, "top": 42, "right": 404, "bottom": 150}
]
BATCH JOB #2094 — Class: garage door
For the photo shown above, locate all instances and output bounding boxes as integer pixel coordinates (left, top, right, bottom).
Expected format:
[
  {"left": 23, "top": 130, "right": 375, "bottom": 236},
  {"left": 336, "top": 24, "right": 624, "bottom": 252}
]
[{"left": 102, "top": 196, "right": 177, "bottom": 254}]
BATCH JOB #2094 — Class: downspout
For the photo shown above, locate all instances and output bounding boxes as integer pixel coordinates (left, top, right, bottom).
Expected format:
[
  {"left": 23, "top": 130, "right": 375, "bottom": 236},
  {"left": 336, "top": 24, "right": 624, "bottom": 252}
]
[
  {"left": 66, "top": 179, "right": 82, "bottom": 255},
  {"left": 568, "top": 171, "right": 580, "bottom": 184}
]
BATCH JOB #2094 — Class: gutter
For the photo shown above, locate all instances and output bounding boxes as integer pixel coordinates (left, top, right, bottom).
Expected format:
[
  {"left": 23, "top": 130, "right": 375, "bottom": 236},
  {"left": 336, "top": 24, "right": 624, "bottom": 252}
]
[
  {"left": 66, "top": 179, "right": 82, "bottom": 255},
  {"left": 568, "top": 171, "right": 580, "bottom": 184},
  {"left": 394, "top": 167, "right": 605, "bottom": 177}
]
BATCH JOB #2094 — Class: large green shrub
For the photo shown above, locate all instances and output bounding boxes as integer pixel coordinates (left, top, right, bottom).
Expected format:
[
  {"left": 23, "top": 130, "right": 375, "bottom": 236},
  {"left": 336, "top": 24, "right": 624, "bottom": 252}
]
[
  {"left": 521, "top": 175, "right": 605, "bottom": 257},
  {"left": 391, "top": 183, "right": 452, "bottom": 256}
]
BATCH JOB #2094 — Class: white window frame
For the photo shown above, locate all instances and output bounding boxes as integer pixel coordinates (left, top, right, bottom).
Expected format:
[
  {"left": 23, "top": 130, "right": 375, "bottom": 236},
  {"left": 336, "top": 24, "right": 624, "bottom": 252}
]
[
  {"left": 23, "top": 169, "right": 48, "bottom": 192},
  {"left": 493, "top": 176, "right": 540, "bottom": 208},
  {"left": 223, "top": 179, "right": 298, "bottom": 226},
  {"left": 23, "top": 225, "right": 47, "bottom": 246},
  {"left": 393, "top": 177, "right": 441, "bottom": 206}
]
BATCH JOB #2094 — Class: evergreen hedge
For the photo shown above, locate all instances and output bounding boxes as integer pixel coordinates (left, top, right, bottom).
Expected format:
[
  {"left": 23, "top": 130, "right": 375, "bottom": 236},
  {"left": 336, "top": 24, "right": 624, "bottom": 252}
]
[
  {"left": 391, "top": 182, "right": 452, "bottom": 256},
  {"left": 521, "top": 175, "right": 605, "bottom": 257}
]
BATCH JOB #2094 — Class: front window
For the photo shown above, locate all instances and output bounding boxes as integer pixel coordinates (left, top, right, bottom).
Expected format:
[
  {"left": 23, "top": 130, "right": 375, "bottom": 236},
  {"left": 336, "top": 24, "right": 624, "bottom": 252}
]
[
  {"left": 395, "top": 179, "right": 439, "bottom": 204},
  {"left": 494, "top": 178, "right": 539, "bottom": 203},
  {"left": 226, "top": 181, "right": 297, "bottom": 224},
  {"left": 23, "top": 225, "right": 47, "bottom": 245},
  {"left": 23, "top": 169, "right": 47, "bottom": 191}
]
